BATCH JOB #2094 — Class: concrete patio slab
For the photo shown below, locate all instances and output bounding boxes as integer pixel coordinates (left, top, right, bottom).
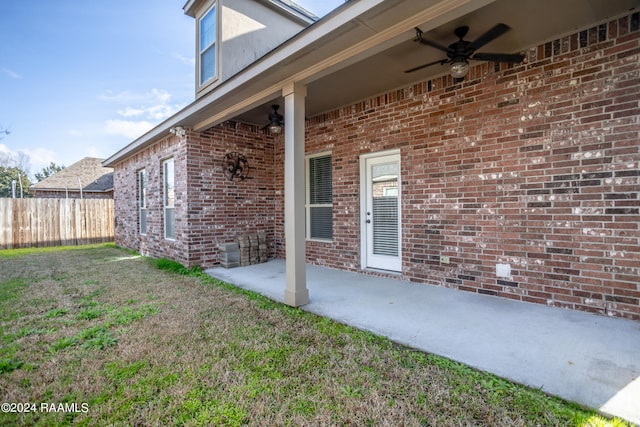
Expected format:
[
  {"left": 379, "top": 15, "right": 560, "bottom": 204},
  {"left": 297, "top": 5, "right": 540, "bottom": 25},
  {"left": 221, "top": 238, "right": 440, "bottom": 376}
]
[{"left": 206, "top": 260, "right": 640, "bottom": 424}]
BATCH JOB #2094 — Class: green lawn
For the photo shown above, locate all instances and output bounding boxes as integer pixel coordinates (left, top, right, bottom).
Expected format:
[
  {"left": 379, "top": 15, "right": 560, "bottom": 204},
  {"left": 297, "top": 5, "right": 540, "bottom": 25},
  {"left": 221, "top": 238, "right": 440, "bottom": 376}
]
[{"left": 0, "top": 245, "right": 631, "bottom": 426}]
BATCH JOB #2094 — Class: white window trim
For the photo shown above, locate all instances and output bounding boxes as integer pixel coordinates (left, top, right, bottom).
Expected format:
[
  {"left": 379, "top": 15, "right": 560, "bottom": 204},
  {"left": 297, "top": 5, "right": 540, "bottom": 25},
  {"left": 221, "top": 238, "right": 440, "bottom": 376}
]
[
  {"left": 163, "top": 158, "right": 175, "bottom": 240},
  {"left": 197, "top": 1, "right": 219, "bottom": 89},
  {"left": 138, "top": 169, "right": 147, "bottom": 236},
  {"left": 305, "top": 151, "right": 332, "bottom": 242}
]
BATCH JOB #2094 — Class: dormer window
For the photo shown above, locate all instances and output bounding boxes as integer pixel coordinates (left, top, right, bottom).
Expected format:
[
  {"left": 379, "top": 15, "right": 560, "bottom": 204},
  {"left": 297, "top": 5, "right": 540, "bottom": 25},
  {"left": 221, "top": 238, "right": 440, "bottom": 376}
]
[
  {"left": 184, "top": 0, "right": 316, "bottom": 98},
  {"left": 199, "top": 3, "right": 217, "bottom": 86}
]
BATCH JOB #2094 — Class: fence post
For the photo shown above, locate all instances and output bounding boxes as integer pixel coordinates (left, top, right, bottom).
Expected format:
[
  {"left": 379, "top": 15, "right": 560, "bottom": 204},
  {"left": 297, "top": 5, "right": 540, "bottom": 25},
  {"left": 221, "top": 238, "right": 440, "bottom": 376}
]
[{"left": 0, "top": 199, "right": 13, "bottom": 249}]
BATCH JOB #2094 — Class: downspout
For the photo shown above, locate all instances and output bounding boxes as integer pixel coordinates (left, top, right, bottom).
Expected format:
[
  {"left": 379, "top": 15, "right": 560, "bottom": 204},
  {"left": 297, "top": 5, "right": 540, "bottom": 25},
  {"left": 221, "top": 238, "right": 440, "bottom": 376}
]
[{"left": 77, "top": 177, "right": 83, "bottom": 199}]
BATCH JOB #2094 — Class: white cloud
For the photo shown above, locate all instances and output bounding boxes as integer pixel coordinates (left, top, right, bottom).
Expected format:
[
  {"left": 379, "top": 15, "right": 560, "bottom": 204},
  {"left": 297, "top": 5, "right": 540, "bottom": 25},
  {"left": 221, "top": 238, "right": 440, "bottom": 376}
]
[
  {"left": 100, "top": 88, "right": 172, "bottom": 106},
  {"left": 105, "top": 119, "right": 154, "bottom": 139},
  {"left": 21, "top": 147, "right": 59, "bottom": 172},
  {"left": 173, "top": 52, "right": 195, "bottom": 66},
  {"left": 101, "top": 88, "right": 184, "bottom": 140},
  {"left": 1, "top": 143, "right": 61, "bottom": 175},
  {"left": 99, "top": 90, "right": 138, "bottom": 103},
  {"left": 1, "top": 67, "right": 22, "bottom": 79},
  {"left": 85, "top": 146, "right": 108, "bottom": 159},
  {"left": 0, "top": 143, "right": 14, "bottom": 161},
  {"left": 144, "top": 103, "right": 178, "bottom": 120},
  {"left": 117, "top": 107, "right": 146, "bottom": 117},
  {"left": 116, "top": 104, "right": 177, "bottom": 120}
]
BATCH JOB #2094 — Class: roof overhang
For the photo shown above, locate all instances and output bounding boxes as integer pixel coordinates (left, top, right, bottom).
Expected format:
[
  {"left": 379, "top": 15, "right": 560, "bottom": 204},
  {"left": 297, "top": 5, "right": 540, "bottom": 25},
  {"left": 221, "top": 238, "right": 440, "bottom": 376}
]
[
  {"left": 183, "top": 0, "right": 317, "bottom": 24},
  {"left": 105, "top": 0, "right": 638, "bottom": 167},
  {"left": 105, "top": 0, "right": 493, "bottom": 166}
]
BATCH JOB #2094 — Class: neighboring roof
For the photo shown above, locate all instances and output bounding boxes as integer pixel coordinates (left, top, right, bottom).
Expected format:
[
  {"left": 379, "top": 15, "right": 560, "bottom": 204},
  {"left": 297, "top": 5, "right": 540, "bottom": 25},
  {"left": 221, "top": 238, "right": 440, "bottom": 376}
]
[
  {"left": 83, "top": 171, "right": 114, "bottom": 192},
  {"left": 31, "top": 157, "right": 114, "bottom": 193}
]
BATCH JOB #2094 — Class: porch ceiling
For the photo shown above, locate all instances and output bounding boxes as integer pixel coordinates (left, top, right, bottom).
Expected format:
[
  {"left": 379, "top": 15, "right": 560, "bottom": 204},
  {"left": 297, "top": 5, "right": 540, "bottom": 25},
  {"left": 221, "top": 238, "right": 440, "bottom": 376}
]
[
  {"left": 103, "top": 0, "right": 638, "bottom": 167},
  {"left": 234, "top": 0, "right": 638, "bottom": 127}
]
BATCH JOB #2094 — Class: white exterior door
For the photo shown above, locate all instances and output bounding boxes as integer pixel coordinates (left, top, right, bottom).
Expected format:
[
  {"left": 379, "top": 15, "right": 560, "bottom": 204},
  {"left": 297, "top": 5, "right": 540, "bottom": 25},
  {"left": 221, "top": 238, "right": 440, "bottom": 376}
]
[{"left": 361, "top": 151, "right": 402, "bottom": 272}]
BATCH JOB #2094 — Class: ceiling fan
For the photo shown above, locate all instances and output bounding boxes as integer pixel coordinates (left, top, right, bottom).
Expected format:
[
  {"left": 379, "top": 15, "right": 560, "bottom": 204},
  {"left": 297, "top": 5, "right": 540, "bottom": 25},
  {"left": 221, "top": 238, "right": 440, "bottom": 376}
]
[
  {"left": 405, "top": 23, "right": 525, "bottom": 78},
  {"left": 262, "top": 104, "right": 283, "bottom": 134}
]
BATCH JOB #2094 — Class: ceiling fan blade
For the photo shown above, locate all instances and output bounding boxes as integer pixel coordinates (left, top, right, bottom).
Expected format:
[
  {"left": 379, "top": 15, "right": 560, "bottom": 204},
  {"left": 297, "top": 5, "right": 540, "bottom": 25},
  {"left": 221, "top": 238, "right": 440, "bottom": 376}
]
[
  {"left": 417, "top": 38, "right": 453, "bottom": 54},
  {"left": 413, "top": 27, "right": 453, "bottom": 54},
  {"left": 404, "top": 59, "right": 448, "bottom": 73},
  {"left": 472, "top": 52, "right": 525, "bottom": 63},
  {"left": 468, "top": 23, "right": 510, "bottom": 51}
]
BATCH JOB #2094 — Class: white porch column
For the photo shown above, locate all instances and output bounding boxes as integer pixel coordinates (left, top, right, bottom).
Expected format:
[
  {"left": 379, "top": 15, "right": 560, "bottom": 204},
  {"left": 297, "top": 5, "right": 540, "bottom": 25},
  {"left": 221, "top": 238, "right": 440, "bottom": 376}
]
[{"left": 282, "top": 82, "right": 309, "bottom": 307}]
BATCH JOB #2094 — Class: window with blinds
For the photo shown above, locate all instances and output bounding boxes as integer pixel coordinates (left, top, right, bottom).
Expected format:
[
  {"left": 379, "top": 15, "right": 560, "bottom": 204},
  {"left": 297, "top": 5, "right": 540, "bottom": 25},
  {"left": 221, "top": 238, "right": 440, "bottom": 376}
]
[
  {"left": 371, "top": 163, "right": 399, "bottom": 256},
  {"left": 163, "top": 158, "right": 175, "bottom": 240},
  {"left": 372, "top": 196, "right": 398, "bottom": 256},
  {"left": 306, "top": 153, "right": 332, "bottom": 240},
  {"left": 138, "top": 169, "right": 147, "bottom": 235}
]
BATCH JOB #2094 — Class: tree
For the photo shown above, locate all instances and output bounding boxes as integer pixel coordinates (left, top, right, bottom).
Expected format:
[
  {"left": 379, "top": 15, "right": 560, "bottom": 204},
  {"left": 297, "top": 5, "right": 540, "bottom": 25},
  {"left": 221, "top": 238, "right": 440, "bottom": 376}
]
[
  {"left": 0, "top": 165, "right": 32, "bottom": 198},
  {"left": 35, "top": 162, "right": 65, "bottom": 182},
  {"left": 0, "top": 147, "right": 32, "bottom": 198}
]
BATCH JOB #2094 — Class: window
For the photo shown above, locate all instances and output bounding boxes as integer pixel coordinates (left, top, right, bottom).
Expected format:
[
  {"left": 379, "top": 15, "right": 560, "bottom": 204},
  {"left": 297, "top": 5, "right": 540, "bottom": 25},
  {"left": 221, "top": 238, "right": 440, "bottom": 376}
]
[
  {"left": 199, "top": 3, "right": 217, "bottom": 85},
  {"left": 163, "top": 159, "right": 175, "bottom": 239},
  {"left": 138, "top": 169, "right": 147, "bottom": 235},
  {"left": 306, "top": 153, "right": 332, "bottom": 240}
]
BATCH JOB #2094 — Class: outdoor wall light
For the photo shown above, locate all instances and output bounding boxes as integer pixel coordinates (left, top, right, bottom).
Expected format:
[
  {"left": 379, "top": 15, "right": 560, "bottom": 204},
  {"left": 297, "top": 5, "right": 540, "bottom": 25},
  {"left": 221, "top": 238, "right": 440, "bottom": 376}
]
[
  {"left": 449, "top": 58, "right": 469, "bottom": 78},
  {"left": 169, "top": 126, "right": 186, "bottom": 138},
  {"left": 265, "top": 104, "right": 283, "bottom": 134}
]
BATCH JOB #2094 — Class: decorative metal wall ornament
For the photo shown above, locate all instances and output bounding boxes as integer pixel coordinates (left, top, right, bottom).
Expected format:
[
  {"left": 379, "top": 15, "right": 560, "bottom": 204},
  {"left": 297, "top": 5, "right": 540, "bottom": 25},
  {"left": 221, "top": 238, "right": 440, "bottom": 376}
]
[{"left": 224, "top": 152, "right": 250, "bottom": 181}]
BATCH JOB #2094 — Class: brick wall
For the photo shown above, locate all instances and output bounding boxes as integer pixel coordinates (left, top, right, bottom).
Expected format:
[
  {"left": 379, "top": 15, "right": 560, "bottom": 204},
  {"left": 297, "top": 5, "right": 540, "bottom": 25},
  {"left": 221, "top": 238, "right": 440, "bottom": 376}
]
[
  {"left": 184, "top": 121, "right": 276, "bottom": 267},
  {"left": 114, "top": 13, "right": 638, "bottom": 320},
  {"left": 113, "top": 134, "right": 189, "bottom": 264},
  {"left": 32, "top": 190, "right": 113, "bottom": 199},
  {"left": 113, "top": 121, "right": 275, "bottom": 268},
  {"left": 275, "top": 13, "right": 639, "bottom": 320}
]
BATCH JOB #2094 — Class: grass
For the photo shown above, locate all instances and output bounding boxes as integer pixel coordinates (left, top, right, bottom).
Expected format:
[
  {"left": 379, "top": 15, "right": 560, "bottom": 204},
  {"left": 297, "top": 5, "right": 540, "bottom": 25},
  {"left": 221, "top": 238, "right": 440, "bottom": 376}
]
[{"left": 0, "top": 244, "right": 632, "bottom": 426}]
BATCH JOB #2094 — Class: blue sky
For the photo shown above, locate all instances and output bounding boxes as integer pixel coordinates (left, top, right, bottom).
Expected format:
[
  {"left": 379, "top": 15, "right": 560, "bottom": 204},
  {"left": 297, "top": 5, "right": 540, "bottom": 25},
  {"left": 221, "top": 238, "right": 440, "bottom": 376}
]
[{"left": 0, "top": 0, "right": 344, "bottom": 177}]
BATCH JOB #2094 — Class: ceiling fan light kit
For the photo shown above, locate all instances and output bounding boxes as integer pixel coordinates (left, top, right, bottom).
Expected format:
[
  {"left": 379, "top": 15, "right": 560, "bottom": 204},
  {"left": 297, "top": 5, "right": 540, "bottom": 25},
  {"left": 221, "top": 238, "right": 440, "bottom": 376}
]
[
  {"left": 449, "top": 60, "right": 469, "bottom": 78},
  {"left": 263, "top": 104, "right": 283, "bottom": 134},
  {"left": 406, "top": 23, "right": 525, "bottom": 80}
]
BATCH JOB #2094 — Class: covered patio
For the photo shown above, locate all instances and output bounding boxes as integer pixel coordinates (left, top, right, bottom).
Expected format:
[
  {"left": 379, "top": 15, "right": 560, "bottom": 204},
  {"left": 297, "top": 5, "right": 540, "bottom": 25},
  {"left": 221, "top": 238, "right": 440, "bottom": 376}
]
[
  {"left": 105, "top": 0, "right": 639, "bottom": 319},
  {"left": 207, "top": 260, "right": 640, "bottom": 424}
]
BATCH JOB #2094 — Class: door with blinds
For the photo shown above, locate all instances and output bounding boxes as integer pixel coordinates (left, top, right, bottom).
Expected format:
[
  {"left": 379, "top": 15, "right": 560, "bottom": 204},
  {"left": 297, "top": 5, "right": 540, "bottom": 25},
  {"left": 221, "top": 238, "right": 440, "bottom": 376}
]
[{"left": 361, "top": 151, "right": 402, "bottom": 271}]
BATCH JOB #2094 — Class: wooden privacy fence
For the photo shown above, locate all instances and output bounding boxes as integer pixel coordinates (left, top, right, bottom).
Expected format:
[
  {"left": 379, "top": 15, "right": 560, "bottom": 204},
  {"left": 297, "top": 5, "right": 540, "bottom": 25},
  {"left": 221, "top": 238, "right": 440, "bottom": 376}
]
[{"left": 0, "top": 198, "right": 114, "bottom": 249}]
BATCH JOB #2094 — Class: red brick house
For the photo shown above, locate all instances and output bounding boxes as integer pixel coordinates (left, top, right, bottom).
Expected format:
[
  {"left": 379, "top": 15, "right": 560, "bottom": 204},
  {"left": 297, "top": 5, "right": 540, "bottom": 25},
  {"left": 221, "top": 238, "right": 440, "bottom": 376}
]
[
  {"left": 104, "top": 0, "right": 640, "bottom": 320},
  {"left": 31, "top": 157, "right": 114, "bottom": 199}
]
